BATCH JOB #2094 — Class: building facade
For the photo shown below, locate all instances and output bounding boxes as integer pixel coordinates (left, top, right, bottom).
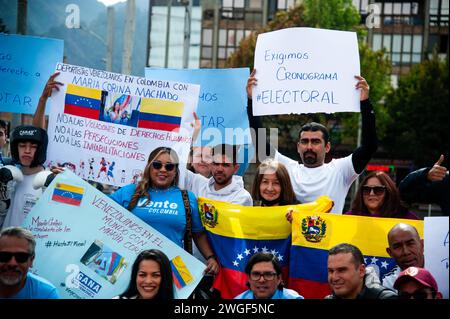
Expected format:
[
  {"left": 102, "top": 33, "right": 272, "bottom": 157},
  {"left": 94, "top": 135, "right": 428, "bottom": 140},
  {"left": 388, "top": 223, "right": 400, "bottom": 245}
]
[{"left": 199, "top": 0, "right": 449, "bottom": 78}]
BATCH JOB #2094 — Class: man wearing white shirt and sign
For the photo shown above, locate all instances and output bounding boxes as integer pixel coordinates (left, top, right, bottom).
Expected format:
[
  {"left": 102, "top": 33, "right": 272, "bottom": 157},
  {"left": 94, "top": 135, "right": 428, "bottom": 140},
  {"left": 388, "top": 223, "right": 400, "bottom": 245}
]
[{"left": 247, "top": 28, "right": 377, "bottom": 214}]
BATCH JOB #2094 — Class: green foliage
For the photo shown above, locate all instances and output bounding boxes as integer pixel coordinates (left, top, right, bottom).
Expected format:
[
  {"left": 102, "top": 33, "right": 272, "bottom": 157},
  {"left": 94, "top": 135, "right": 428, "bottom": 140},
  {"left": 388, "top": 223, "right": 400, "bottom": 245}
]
[
  {"left": 338, "top": 42, "right": 392, "bottom": 145},
  {"left": 303, "top": 0, "right": 366, "bottom": 38},
  {"left": 226, "top": 5, "right": 306, "bottom": 69},
  {"left": 382, "top": 52, "right": 449, "bottom": 167},
  {"left": 226, "top": 0, "right": 392, "bottom": 153}
]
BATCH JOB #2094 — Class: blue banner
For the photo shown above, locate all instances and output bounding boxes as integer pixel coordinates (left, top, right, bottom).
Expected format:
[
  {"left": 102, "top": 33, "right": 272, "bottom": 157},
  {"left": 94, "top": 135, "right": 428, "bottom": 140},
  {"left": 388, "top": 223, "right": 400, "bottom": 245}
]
[
  {"left": 0, "top": 34, "right": 63, "bottom": 114},
  {"left": 22, "top": 170, "right": 205, "bottom": 299},
  {"left": 144, "top": 68, "right": 253, "bottom": 175},
  {"left": 145, "top": 67, "right": 251, "bottom": 146}
]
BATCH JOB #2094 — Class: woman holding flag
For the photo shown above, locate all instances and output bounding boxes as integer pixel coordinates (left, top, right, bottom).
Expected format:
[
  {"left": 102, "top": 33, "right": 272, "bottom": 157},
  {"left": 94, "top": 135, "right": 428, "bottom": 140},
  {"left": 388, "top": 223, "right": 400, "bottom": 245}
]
[{"left": 251, "top": 158, "right": 298, "bottom": 207}]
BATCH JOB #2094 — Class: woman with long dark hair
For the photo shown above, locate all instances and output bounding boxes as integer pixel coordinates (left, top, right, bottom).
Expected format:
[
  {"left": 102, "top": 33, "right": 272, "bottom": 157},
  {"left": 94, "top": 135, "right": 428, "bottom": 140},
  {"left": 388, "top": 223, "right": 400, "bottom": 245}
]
[
  {"left": 252, "top": 159, "right": 298, "bottom": 206},
  {"left": 111, "top": 147, "right": 219, "bottom": 275},
  {"left": 116, "top": 249, "right": 174, "bottom": 299},
  {"left": 346, "top": 170, "right": 418, "bottom": 219}
]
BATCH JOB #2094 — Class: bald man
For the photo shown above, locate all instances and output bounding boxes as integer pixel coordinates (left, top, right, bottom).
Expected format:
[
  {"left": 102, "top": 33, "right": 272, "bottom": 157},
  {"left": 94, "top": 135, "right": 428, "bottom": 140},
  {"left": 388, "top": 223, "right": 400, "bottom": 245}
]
[{"left": 382, "top": 223, "right": 424, "bottom": 291}]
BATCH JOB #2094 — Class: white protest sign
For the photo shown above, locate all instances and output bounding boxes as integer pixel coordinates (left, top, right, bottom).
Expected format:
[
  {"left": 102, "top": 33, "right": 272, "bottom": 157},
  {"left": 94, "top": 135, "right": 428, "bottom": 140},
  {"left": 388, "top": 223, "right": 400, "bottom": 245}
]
[
  {"left": 253, "top": 27, "right": 360, "bottom": 115},
  {"left": 424, "top": 216, "right": 449, "bottom": 298},
  {"left": 47, "top": 63, "right": 200, "bottom": 187},
  {"left": 22, "top": 170, "right": 205, "bottom": 299}
]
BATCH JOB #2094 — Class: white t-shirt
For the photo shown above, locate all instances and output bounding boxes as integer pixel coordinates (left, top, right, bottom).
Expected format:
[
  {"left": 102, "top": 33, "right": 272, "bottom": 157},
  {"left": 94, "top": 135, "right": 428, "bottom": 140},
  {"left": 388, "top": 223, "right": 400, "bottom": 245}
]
[
  {"left": 275, "top": 151, "right": 358, "bottom": 214},
  {"left": 3, "top": 173, "right": 42, "bottom": 229},
  {"left": 183, "top": 171, "right": 253, "bottom": 263},
  {"left": 184, "top": 170, "right": 253, "bottom": 206}
]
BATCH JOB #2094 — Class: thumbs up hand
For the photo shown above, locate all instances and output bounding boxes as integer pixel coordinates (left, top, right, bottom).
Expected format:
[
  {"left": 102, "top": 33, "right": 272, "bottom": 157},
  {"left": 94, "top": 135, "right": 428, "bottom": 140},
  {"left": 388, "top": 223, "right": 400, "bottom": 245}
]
[{"left": 427, "top": 154, "right": 448, "bottom": 182}]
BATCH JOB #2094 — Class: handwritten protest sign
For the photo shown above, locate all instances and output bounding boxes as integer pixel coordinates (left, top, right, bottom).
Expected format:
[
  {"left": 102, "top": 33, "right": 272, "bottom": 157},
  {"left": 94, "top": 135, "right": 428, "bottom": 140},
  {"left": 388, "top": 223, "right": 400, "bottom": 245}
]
[
  {"left": 22, "top": 170, "right": 205, "bottom": 299},
  {"left": 46, "top": 63, "right": 200, "bottom": 187},
  {"left": 424, "top": 216, "right": 449, "bottom": 298},
  {"left": 253, "top": 28, "right": 360, "bottom": 115},
  {"left": 0, "top": 34, "right": 63, "bottom": 114},
  {"left": 145, "top": 67, "right": 251, "bottom": 146}
]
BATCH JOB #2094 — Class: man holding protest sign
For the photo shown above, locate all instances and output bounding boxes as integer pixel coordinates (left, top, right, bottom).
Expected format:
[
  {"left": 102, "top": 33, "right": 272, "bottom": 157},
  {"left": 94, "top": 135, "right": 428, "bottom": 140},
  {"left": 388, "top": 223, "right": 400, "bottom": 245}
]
[{"left": 247, "top": 70, "right": 377, "bottom": 214}]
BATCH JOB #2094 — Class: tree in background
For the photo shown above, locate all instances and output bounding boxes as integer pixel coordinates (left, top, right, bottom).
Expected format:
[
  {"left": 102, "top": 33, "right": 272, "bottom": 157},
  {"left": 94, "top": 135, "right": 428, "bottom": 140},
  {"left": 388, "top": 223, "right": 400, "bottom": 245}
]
[
  {"left": 382, "top": 52, "right": 449, "bottom": 167},
  {"left": 226, "top": 0, "right": 391, "bottom": 158}
]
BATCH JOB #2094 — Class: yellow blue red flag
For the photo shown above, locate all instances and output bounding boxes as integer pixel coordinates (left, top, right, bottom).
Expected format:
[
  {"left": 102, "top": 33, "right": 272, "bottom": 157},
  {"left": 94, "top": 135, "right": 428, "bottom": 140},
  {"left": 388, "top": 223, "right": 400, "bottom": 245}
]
[
  {"left": 138, "top": 98, "right": 184, "bottom": 132},
  {"left": 198, "top": 196, "right": 333, "bottom": 299},
  {"left": 289, "top": 212, "right": 424, "bottom": 299},
  {"left": 64, "top": 84, "right": 102, "bottom": 120}
]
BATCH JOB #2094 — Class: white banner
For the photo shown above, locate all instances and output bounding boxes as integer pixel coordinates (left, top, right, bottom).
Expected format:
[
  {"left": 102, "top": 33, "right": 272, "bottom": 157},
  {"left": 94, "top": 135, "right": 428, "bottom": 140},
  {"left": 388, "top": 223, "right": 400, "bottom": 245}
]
[
  {"left": 253, "top": 27, "right": 360, "bottom": 115},
  {"left": 424, "top": 216, "right": 449, "bottom": 298},
  {"left": 47, "top": 63, "right": 200, "bottom": 187}
]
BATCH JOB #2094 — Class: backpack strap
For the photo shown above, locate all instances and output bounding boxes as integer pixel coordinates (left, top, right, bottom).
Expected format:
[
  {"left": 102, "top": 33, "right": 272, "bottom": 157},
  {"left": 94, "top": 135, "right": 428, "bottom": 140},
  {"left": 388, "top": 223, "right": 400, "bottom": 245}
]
[{"left": 181, "top": 190, "right": 193, "bottom": 254}]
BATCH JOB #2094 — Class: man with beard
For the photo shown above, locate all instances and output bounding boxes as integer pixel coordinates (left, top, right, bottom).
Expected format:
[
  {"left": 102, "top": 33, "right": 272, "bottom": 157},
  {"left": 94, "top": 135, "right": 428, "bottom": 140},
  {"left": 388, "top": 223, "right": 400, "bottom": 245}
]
[
  {"left": 247, "top": 70, "right": 377, "bottom": 213},
  {"left": 0, "top": 227, "right": 58, "bottom": 299},
  {"left": 382, "top": 223, "right": 425, "bottom": 291}
]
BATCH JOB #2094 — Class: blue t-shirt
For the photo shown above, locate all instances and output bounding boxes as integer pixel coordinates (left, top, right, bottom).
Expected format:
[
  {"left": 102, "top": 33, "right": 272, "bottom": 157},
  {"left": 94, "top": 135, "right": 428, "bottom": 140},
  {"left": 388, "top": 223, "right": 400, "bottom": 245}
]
[
  {"left": 110, "top": 185, "right": 204, "bottom": 248},
  {"left": 235, "top": 288, "right": 304, "bottom": 300},
  {"left": 3, "top": 272, "right": 59, "bottom": 299}
]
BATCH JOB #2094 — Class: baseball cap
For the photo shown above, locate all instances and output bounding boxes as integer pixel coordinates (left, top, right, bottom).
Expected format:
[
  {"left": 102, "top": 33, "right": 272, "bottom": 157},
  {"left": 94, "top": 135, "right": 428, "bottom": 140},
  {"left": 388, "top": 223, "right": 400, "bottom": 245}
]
[{"left": 394, "top": 267, "right": 438, "bottom": 292}]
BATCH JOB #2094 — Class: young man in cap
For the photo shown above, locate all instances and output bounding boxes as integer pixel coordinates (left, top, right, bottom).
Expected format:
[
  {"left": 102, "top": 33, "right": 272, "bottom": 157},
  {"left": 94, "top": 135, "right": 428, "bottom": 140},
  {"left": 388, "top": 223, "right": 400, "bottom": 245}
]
[
  {"left": 1, "top": 125, "right": 50, "bottom": 229},
  {"left": 394, "top": 266, "right": 443, "bottom": 299}
]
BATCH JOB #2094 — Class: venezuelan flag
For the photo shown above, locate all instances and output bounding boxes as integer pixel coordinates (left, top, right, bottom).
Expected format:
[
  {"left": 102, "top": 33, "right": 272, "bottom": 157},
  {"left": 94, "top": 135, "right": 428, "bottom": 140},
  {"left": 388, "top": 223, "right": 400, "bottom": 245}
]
[
  {"left": 52, "top": 183, "right": 84, "bottom": 206},
  {"left": 64, "top": 84, "right": 102, "bottom": 120},
  {"left": 170, "top": 255, "right": 194, "bottom": 289},
  {"left": 289, "top": 212, "right": 424, "bottom": 299},
  {"left": 198, "top": 197, "right": 332, "bottom": 299},
  {"left": 137, "top": 98, "right": 184, "bottom": 132}
]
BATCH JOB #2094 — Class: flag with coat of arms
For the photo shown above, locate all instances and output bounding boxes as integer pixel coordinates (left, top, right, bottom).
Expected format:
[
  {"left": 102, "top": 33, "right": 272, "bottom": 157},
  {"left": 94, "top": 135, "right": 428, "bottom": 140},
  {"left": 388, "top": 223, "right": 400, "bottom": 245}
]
[{"left": 198, "top": 196, "right": 333, "bottom": 299}]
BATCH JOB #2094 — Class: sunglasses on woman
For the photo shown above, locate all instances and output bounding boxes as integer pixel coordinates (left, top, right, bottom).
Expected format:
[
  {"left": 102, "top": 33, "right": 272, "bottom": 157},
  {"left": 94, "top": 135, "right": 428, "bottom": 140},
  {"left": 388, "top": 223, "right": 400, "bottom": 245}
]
[
  {"left": 150, "top": 161, "right": 176, "bottom": 172},
  {"left": 0, "top": 252, "right": 32, "bottom": 263},
  {"left": 362, "top": 185, "right": 386, "bottom": 196}
]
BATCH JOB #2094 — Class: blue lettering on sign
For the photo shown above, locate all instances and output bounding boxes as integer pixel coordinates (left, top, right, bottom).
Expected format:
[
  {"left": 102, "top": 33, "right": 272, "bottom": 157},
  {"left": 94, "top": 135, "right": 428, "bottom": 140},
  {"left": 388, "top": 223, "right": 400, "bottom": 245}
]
[
  {"left": 260, "top": 89, "right": 338, "bottom": 105},
  {"left": 276, "top": 67, "right": 338, "bottom": 81},
  {"left": 201, "top": 115, "right": 225, "bottom": 128},
  {"left": 199, "top": 92, "right": 218, "bottom": 102},
  {"left": 74, "top": 271, "right": 102, "bottom": 297},
  {"left": 264, "top": 50, "right": 309, "bottom": 65},
  {"left": 0, "top": 92, "right": 32, "bottom": 107}
]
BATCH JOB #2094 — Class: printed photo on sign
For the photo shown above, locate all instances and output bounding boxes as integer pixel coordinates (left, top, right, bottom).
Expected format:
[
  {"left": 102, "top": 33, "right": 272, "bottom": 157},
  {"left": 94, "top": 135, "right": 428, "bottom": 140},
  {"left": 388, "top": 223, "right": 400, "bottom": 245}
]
[
  {"left": 100, "top": 94, "right": 139, "bottom": 127},
  {"left": 80, "top": 239, "right": 128, "bottom": 284}
]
